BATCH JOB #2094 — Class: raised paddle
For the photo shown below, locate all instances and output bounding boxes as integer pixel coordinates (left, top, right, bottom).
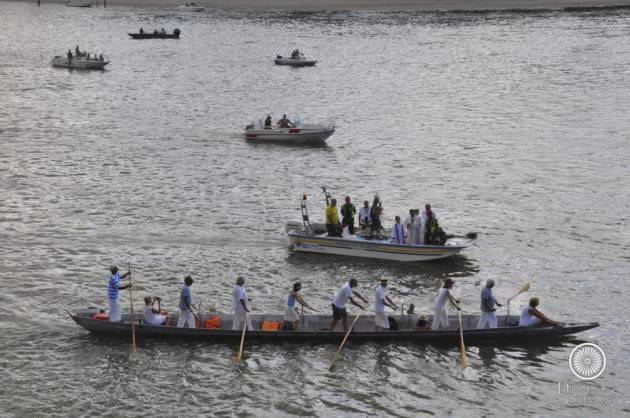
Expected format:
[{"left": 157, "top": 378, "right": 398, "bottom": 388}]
[
  {"left": 329, "top": 309, "right": 363, "bottom": 371},
  {"left": 235, "top": 312, "right": 250, "bottom": 365},
  {"left": 128, "top": 263, "right": 137, "bottom": 353},
  {"left": 506, "top": 282, "right": 531, "bottom": 324}
]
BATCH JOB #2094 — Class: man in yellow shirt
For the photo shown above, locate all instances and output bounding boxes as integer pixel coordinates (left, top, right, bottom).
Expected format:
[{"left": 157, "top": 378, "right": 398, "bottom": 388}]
[{"left": 325, "top": 198, "right": 341, "bottom": 237}]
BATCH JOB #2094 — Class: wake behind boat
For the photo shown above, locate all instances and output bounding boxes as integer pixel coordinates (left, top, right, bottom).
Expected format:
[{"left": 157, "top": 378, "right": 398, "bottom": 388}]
[
  {"left": 275, "top": 50, "right": 317, "bottom": 67},
  {"left": 70, "top": 308, "right": 598, "bottom": 343},
  {"left": 245, "top": 114, "right": 334, "bottom": 144},
  {"left": 286, "top": 188, "right": 476, "bottom": 261}
]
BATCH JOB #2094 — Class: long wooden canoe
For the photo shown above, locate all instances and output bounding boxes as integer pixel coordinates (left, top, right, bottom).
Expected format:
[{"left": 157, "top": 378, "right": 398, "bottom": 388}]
[{"left": 70, "top": 308, "right": 598, "bottom": 344}]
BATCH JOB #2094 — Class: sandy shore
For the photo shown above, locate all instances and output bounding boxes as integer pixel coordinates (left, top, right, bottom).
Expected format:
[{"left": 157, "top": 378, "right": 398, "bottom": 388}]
[{"left": 8, "top": 0, "right": 630, "bottom": 11}]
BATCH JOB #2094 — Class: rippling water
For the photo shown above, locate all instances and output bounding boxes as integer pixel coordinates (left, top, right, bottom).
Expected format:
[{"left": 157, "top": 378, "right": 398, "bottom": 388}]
[{"left": 1, "top": 1, "right": 629, "bottom": 416}]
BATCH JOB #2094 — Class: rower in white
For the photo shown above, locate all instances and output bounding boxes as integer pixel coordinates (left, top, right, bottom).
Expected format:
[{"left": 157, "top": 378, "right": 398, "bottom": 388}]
[
  {"left": 233, "top": 276, "right": 253, "bottom": 330},
  {"left": 477, "top": 279, "right": 502, "bottom": 329},
  {"left": 431, "top": 278, "right": 460, "bottom": 330},
  {"left": 374, "top": 279, "right": 398, "bottom": 331}
]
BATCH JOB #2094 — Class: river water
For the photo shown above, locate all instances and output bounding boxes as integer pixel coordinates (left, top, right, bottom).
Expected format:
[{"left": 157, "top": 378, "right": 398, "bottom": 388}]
[{"left": 1, "top": 1, "right": 629, "bottom": 416}]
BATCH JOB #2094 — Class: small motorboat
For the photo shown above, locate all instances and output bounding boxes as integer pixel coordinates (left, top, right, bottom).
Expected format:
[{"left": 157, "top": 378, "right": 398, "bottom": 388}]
[
  {"left": 274, "top": 51, "right": 317, "bottom": 67},
  {"left": 285, "top": 188, "right": 477, "bottom": 262},
  {"left": 51, "top": 54, "right": 109, "bottom": 70},
  {"left": 65, "top": 0, "right": 93, "bottom": 6},
  {"left": 178, "top": 3, "right": 205, "bottom": 11},
  {"left": 244, "top": 118, "right": 334, "bottom": 144},
  {"left": 70, "top": 307, "right": 599, "bottom": 344},
  {"left": 128, "top": 29, "right": 181, "bottom": 39}
]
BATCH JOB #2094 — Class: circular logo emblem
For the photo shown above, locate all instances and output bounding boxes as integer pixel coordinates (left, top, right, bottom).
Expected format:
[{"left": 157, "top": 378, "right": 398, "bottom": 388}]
[{"left": 569, "top": 343, "right": 606, "bottom": 380}]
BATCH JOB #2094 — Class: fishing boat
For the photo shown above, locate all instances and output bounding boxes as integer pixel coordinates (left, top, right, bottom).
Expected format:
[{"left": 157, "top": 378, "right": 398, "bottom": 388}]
[
  {"left": 128, "top": 29, "right": 181, "bottom": 39},
  {"left": 274, "top": 51, "right": 317, "bottom": 67},
  {"left": 285, "top": 189, "right": 477, "bottom": 262},
  {"left": 244, "top": 120, "right": 334, "bottom": 144},
  {"left": 66, "top": 0, "right": 93, "bottom": 6},
  {"left": 69, "top": 308, "right": 598, "bottom": 343},
  {"left": 51, "top": 55, "right": 109, "bottom": 69},
  {"left": 178, "top": 3, "right": 205, "bottom": 11}
]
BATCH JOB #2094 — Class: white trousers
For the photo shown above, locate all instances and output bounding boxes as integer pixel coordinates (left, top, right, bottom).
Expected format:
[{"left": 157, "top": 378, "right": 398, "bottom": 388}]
[
  {"left": 477, "top": 311, "right": 498, "bottom": 329},
  {"left": 374, "top": 311, "right": 389, "bottom": 329},
  {"left": 109, "top": 298, "right": 121, "bottom": 322},
  {"left": 233, "top": 309, "right": 253, "bottom": 330},
  {"left": 177, "top": 310, "right": 196, "bottom": 328},
  {"left": 431, "top": 307, "right": 449, "bottom": 330}
]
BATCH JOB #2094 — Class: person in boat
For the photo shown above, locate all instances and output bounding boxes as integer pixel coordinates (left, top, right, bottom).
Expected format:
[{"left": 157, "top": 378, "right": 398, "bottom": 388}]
[
  {"left": 405, "top": 209, "right": 422, "bottom": 245},
  {"left": 264, "top": 115, "right": 272, "bottom": 129},
  {"left": 519, "top": 297, "right": 562, "bottom": 327},
  {"left": 177, "top": 275, "right": 196, "bottom": 328},
  {"left": 154, "top": 29, "right": 158, "bottom": 34},
  {"left": 99, "top": 54, "right": 104, "bottom": 61},
  {"left": 415, "top": 315, "right": 431, "bottom": 331},
  {"left": 431, "top": 278, "right": 460, "bottom": 330},
  {"left": 107, "top": 265, "right": 131, "bottom": 322},
  {"left": 340, "top": 196, "right": 356, "bottom": 235},
  {"left": 358, "top": 200, "right": 371, "bottom": 229},
  {"left": 139, "top": 27, "right": 144, "bottom": 34},
  {"left": 161, "top": 28, "right": 166, "bottom": 34},
  {"left": 233, "top": 276, "right": 253, "bottom": 330},
  {"left": 423, "top": 204, "right": 446, "bottom": 245},
  {"left": 277, "top": 114, "right": 293, "bottom": 128},
  {"left": 390, "top": 216, "right": 407, "bottom": 244},
  {"left": 67, "top": 50, "right": 73, "bottom": 61},
  {"left": 325, "top": 198, "right": 342, "bottom": 237},
  {"left": 374, "top": 278, "right": 397, "bottom": 331},
  {"left": 477, "top": 279, "right": 502, "bottom": 329},
  {"left": 143, "top": 296, "right": 171, "bottom": 326},
  {"left": 283, "top": 281, "right": 314, "bottom": 330},
  {"left": 369, "top": 195, "right": 383, "bottom": 238},
  {"left": 330, "top": 278, "right": 368, "bottom": 331}
]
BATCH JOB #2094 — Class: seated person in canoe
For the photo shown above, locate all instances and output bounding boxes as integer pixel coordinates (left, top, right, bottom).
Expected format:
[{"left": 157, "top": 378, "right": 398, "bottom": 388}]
[
  {"left": 144, "top": 296, "right": 172, "bottom": 326},
  {"left": 519, "top": 297, "right": 562, "bottom": 326}
]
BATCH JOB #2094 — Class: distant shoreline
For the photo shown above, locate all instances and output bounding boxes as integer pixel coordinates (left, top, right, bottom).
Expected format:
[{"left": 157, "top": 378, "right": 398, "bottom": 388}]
[{"left": 7, "top": 0, "right": 630, "bottom": 11}]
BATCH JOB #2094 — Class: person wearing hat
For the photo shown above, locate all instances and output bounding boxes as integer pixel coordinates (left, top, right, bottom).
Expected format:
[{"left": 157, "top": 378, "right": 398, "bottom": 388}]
[
  {"left": 519, "top": 297, "right": 562, "bottom": 327},
  {"left": 108, "top": 265, "right": 131, "bottom": 322},
  {"left": 283, "top": 282, "right": 314, "bottom": 330},
  {"left": 431, "top": 278, "right": 459, "bottom": 330},
  {"left": 233, "top": 276, "right": 253, "bottom": 330},
  {"left": 330, "top": 278, "right": 368, "bottom": 331},
  {"left": 477, "top": 279, "right": 502, "bottom": 329},
  {"left": 177, "top": 275, "right": 196, "bottom": 328},
  {"left": 374, "top": 278, "right": 397, "bottom": 331}
]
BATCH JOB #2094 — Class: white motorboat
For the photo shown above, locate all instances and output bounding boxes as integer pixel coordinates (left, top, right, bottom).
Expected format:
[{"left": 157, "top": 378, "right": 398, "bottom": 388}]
[
  {"left": 285, "top": 189, "right": 477, "bottom": 262},
  {"left": 65, "top": 0, "right": 93, "bottom": 6},
  {"left": 244, "top": 119, "right": 334, "bottom": 144},
  {"left": 178, "top": 3, "right": 205, "bottom": 11},
  {"left": 51, "top": 55, "right": 109, "bottom": 70},
  {"left": 274, "top": 52, "right": 317, "bottom": 67}
]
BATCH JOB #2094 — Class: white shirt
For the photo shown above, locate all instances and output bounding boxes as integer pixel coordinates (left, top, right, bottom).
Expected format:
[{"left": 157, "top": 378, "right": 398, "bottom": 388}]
[
  {"left": 519, "top": 306, "right": 541, "bottom": 326},
  {"left": 374, "top": 285, "right": 387, "bottom": 312},
  {"left": 333, "top": 283, "right": 353, "bottom": 309},
  {"left": 143, "top": 305, "right": 162, "bottom": 325},
  {"left": 233, "top": 284, "right": 248, "bottom": 312},
  {"left": 359, "top": 207, "right": 371, "bottom": 224},
  {"left": 434, "top": 288, "right": 450, "bottom": 310}
]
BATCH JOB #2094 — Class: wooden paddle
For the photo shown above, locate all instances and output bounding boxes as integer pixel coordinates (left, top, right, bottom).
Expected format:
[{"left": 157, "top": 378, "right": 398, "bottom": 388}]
[
  {"left": 329, "top": 309, "right": 363, "bottom": 371},
  {"left": 457, "top": 308, "right": 468, "bottom": 369},
  {"left": 128, "top": 263, "right": 136, "bottom": 353},
  {"left": 235, "top": 312, "right": 250, "bottom": 364},
  {"left": 506, "top": 282, "right": 531, "bottom": 323}
]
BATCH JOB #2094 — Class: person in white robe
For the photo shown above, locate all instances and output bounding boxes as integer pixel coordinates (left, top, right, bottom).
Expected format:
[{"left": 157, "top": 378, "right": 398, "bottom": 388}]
[
  {"left": 405, "top": 209, "right": 417, "bottom": 245},
  {"left": 431, "top": 278, "right": 459, "bottom": 330},
  {"left": 411, "top": 209, "right": 423, "bottom": 244},
  {"left": 477, "top": 279, "right": 502, "bottom": 329},
  {"left": 374, "top": 279, "right": 398, "bottom": 330},
  {"left": 518, "top": 297, "right": 562, "bottom": 327},
  {"left": 232, "top": 276, "right": 253, "bottom": 330},
  {"left": 390, "top": 216, "right": 407, "bottom": 244}
]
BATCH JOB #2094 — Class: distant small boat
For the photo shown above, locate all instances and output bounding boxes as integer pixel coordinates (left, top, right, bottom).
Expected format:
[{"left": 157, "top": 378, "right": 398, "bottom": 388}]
[
  {"left": 244, "top": 121, "right": 334, "bottom": 144},
  {"left": 178, "top": 3, "right": 205, "bottom": 11},
  {"left": 51, "top": 55, "right": 109, "bottom": 69},
  {"left": 128, "top": 29, "right": 181, "bottom": 39},
  {"left": 275, "top": 52, "right": 317, "bottom": 67},
  {"left": 65, "top": 0, "right": 93, "bottom": 6}
]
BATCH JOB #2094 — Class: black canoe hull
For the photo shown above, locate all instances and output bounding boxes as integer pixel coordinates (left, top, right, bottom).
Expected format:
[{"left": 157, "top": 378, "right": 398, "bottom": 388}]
[
  {"left": 128, "top": 33, "right": 180, "bottom": 39},
  {"left": 71, "top": 314, "right": 598, "bottom": 344}
]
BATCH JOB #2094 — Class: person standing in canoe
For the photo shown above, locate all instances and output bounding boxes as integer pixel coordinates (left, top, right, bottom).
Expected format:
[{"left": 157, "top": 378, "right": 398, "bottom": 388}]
[
  {"left": 233, "top": 276, "right": 253, "bottom": 330},
  {"left": 284, "top": 282, "right": 314, "bottom": 330},
  {"left": 374, "top": 278, "right": 397, "bottom": 331},
  {"left": 108, "top": 265, "right": 131, "bottom": 322},
  {"left": 431, "top": 278, "right": 459, "bottom": 330},
  {"left": 177, "top": 275, "right": 196, "bottom": 328},
  {"left": 477, "top": 279, "right": 502, "bottom": 328},
  {"left": 330, "top": 278, "right": 368, "bottom": 331}
]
